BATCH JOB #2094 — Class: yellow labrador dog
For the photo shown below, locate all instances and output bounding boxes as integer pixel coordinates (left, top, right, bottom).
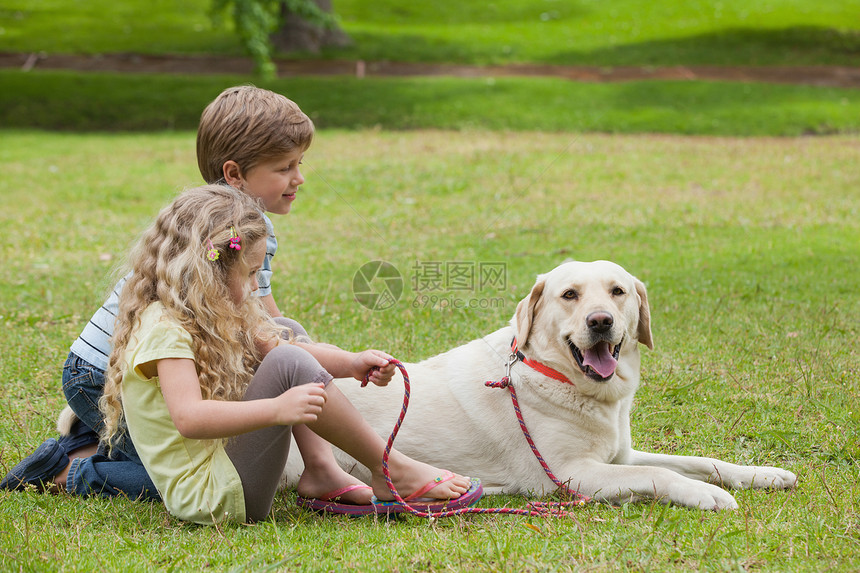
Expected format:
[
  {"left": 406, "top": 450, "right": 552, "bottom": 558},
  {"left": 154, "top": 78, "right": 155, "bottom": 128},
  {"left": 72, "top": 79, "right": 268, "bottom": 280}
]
[{"left": 285, "top": 260, "right": 796, "bottom": 509}]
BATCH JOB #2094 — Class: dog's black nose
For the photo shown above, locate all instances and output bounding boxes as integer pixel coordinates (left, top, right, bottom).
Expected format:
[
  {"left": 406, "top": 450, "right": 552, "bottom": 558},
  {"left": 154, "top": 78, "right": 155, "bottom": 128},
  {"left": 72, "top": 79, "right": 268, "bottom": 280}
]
[{"left": 586, "top": 311, "right": 614, "bottom": 333}]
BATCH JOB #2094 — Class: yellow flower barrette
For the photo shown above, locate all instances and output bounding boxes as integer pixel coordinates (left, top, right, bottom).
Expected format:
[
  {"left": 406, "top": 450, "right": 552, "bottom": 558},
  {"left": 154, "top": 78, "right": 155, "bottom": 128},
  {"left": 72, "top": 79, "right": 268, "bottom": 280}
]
[{"left": 205, "top": 239, "right": 220, "bottom": 261}]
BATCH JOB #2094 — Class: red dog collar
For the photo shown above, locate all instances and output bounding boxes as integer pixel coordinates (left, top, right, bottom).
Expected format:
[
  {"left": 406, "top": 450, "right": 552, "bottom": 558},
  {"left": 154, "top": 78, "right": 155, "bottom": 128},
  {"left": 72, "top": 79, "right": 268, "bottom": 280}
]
[{"left": 511, "top": 337, "right": 574, "bottom": 386}]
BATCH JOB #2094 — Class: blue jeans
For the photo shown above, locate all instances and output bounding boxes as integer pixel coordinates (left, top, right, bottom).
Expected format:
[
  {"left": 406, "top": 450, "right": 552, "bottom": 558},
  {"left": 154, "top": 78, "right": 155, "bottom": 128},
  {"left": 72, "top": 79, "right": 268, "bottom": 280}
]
[
  {"left": 62, "top": 353, "right": 160, "bottom": 500},
  {"left": 66, "top": 451, "right": 160, "bottom": 499}
]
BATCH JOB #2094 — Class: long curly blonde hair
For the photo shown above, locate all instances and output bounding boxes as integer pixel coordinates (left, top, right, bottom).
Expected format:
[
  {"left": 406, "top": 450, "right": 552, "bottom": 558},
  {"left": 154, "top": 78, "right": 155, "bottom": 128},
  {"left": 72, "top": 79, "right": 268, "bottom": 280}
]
[{"left": 100, "top": 184, "right": 281, "bottom": 452}]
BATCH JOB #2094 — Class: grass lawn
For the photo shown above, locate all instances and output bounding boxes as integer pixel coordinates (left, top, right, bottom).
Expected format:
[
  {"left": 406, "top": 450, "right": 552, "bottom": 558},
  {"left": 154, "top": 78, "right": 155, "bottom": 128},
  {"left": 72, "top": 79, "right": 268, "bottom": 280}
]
[
  {"left": 3, "top": 1, "right": 858, "bottom": 139},
  {"left": 1, "top": 129, "right": 858, "bottom": 571},
  {"left": 3, "top": 69, "right": 860, "bottom": 136},
  {"left": 1, "top": 0, "right": 858, "bottom": 66}
]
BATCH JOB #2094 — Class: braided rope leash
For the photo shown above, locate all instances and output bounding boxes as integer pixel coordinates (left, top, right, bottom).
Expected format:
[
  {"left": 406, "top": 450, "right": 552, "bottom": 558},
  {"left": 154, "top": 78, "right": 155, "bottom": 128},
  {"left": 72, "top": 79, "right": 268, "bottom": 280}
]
[
  {"left": 484, "top": 375, "right": 590, "bottom": 505},
  {"left": 363, "top": 359, "right": 589, "bottom": 518}
]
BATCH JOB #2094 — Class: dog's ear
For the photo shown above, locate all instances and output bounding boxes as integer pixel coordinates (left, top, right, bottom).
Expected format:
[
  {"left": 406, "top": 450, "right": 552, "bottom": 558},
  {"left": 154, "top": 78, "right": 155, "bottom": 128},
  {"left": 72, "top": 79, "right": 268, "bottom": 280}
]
[
  {"left": 634, "top": 278, "right": 654, "bottom": 350},
  {"left": 515, "top": 276, "right": 546, "bottom": 348}
]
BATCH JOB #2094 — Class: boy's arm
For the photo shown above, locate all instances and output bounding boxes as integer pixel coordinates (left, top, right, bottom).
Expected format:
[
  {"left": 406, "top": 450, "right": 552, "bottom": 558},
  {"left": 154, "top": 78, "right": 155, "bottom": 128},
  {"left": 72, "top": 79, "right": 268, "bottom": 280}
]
[
  {"left": 291, "top": 341, "right": 395, "bottom": 385},
  {"left": 260, "top": 294, "right": 283, "bottom": 317}
]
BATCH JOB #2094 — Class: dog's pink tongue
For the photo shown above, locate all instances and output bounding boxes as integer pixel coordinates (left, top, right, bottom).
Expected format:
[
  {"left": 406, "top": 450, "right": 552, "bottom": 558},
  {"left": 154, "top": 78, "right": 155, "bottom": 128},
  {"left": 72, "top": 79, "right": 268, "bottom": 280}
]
[{"left": 582, "top": 342, "right": 617, "bottom": 378}]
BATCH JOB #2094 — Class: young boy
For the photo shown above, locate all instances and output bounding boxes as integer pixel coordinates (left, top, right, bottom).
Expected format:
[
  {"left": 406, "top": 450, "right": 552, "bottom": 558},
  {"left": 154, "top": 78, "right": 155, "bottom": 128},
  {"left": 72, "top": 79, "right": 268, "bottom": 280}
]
[{"left": 2, "top": 87, "right": 381, "bottom": 508}]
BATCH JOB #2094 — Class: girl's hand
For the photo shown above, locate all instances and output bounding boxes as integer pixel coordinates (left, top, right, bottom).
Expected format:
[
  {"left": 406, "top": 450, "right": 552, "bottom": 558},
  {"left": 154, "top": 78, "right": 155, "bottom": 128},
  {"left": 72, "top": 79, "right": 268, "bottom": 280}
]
[
  {"left": 352, "top": 350, "right": 395, "bottom": 386},
  {"left": 273, "top": 383, "right": 328, "bottom": 425}
]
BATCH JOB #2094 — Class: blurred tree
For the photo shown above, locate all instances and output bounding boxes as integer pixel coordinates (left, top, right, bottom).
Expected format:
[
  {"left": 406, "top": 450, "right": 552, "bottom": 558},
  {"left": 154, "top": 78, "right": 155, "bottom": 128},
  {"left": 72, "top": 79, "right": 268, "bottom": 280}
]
[
  {"left": 211, "top": 0, "right": 349, "bottom": 78},
  {"left": 272, "top": 0, "right": 351, "bottom": 54}
]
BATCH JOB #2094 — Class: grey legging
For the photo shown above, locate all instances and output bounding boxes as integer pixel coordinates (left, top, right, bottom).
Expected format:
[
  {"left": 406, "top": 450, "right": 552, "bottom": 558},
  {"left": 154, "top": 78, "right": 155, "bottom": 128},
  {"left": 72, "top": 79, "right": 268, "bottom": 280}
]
[{"left": 224, "top": 318, "right": 332, "bottom": 521}]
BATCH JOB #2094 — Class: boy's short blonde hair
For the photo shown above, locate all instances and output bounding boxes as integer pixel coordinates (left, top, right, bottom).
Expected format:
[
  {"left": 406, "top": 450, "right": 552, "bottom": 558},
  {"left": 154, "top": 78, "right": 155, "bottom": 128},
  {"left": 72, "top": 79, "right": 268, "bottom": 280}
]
[{"left": 197, "top": 86, "right": 315, "bottom": 183}]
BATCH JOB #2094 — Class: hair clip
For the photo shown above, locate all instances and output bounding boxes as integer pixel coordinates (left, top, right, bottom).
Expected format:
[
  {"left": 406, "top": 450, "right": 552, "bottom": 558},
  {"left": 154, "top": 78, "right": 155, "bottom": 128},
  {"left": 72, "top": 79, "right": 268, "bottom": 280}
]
[
  {"left": 205, "top": 239, "right": 220, "bottom": 261},
  {"left": 228, "top": 226, "right": 241, "bottom": 251}
]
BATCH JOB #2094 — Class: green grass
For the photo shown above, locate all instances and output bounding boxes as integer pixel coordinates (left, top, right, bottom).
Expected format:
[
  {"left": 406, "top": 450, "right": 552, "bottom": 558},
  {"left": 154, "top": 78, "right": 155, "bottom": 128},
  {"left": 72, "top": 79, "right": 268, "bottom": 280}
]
[
  {"left": 333, "top": 0, "right": 860, "bottom": 66},
  {"left": 1, "top": 0, "right": 858, "bottom": 66},
  {"left": 1, "top": 129, "right": 859, "bottom": 571},
  {"left": 3, "top": 0, "right": 858, "bottom": 138},
  {"left": 0, "top": 0, "right": 238, "bottom": 55},
  {"left": 3, "top": 69, "right": 860, "bottom": 136}
]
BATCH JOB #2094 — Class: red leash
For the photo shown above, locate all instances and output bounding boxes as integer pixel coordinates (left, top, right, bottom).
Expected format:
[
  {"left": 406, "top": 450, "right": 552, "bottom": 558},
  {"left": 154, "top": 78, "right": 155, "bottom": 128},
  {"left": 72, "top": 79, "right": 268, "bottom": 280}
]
[
  {"left": 364, "top": 359, "right": 588, "bottom": 518},
  {"left": 484, "top": 343, "right": 589, "bottom": 500},
  {"left": 484, "top": 377, "right": 587, "bottom": 500}
]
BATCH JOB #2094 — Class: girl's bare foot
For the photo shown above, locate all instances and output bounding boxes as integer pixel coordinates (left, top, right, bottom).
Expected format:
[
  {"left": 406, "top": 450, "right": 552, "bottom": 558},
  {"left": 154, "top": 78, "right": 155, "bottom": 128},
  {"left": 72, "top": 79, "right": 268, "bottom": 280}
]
[
  {"left": 371, "top": 452, "right": 471, "bottom": 502},
  {"left": 296, "top": 465, "right": 373, "bottom": 504}
]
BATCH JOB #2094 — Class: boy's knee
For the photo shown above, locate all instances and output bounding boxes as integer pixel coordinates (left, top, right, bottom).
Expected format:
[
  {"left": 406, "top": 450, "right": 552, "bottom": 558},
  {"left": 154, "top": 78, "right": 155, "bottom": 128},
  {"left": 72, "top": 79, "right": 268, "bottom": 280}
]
[
  {"left": 266, "top": 343, "right": 312, "bottom": 365},
  {"left": 258, "top": 344, "right": 330, "bottom": 391},
  {"left": 272, "top": 317, "right": 308, "bottom": 339}
]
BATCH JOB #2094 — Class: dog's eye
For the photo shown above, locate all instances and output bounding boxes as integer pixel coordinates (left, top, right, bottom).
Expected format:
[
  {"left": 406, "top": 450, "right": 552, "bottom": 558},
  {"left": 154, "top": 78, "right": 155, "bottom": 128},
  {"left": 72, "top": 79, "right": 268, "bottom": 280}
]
[
  {"left": 562, "top": 289, "right": 579, "bottom": 300},
  {"left": 611, "top": 286, "right": 625, "bottom": 296}
]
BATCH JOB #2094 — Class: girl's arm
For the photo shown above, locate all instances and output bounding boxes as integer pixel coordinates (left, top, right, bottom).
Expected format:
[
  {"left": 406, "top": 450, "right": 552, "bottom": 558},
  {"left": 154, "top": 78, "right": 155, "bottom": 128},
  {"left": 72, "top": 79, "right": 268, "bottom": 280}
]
[
  {"left": 291, "top": 341, "right": 396, "bottom": 386},
  {"left": 153, "top": 357, "right": 326, "bottom": 440}
]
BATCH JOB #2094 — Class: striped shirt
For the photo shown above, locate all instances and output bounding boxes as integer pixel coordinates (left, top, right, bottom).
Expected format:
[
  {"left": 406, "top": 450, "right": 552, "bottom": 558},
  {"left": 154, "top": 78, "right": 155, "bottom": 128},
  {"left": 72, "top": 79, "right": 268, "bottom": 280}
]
[{"left": 69, "top": 214, "right": 278, "bottom": 371}]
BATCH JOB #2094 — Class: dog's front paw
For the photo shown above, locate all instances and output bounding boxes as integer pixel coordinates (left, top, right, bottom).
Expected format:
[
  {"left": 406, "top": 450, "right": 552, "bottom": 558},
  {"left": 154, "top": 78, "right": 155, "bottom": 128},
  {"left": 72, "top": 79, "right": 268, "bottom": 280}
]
[
  {"left": 723, "top": 466, "right": 798, "bottom": 490},
  {"left": 668, "top": 480, "right": 738, "bottom": 511}
]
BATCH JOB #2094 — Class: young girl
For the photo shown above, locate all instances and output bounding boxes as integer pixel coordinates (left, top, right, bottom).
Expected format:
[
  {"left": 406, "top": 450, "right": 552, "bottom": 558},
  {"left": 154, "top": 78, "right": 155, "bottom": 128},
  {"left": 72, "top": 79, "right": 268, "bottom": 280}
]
[{"left": 98, "top": 184, "right": 480, "bottom": 524}]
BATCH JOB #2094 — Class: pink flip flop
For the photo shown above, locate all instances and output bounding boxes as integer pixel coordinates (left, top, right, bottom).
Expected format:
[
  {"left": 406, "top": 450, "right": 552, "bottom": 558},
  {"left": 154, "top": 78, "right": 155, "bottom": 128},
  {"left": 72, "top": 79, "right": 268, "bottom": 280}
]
[
  {"left": 298, "top": 475, "right": 484, "bottom": 516},
  {"left": 371, "top": 474, "right": 484, "bottom": 515},
  {"left": 297, "top": 484, "right": 377, "bottom": 516}
]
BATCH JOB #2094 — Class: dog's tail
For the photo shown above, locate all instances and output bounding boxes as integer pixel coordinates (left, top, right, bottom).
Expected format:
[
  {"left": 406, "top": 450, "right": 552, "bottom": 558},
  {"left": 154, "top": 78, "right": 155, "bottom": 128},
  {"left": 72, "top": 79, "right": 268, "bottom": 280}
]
[{"left": 56, "top": 405, "right": 79, "bottom": 435}]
